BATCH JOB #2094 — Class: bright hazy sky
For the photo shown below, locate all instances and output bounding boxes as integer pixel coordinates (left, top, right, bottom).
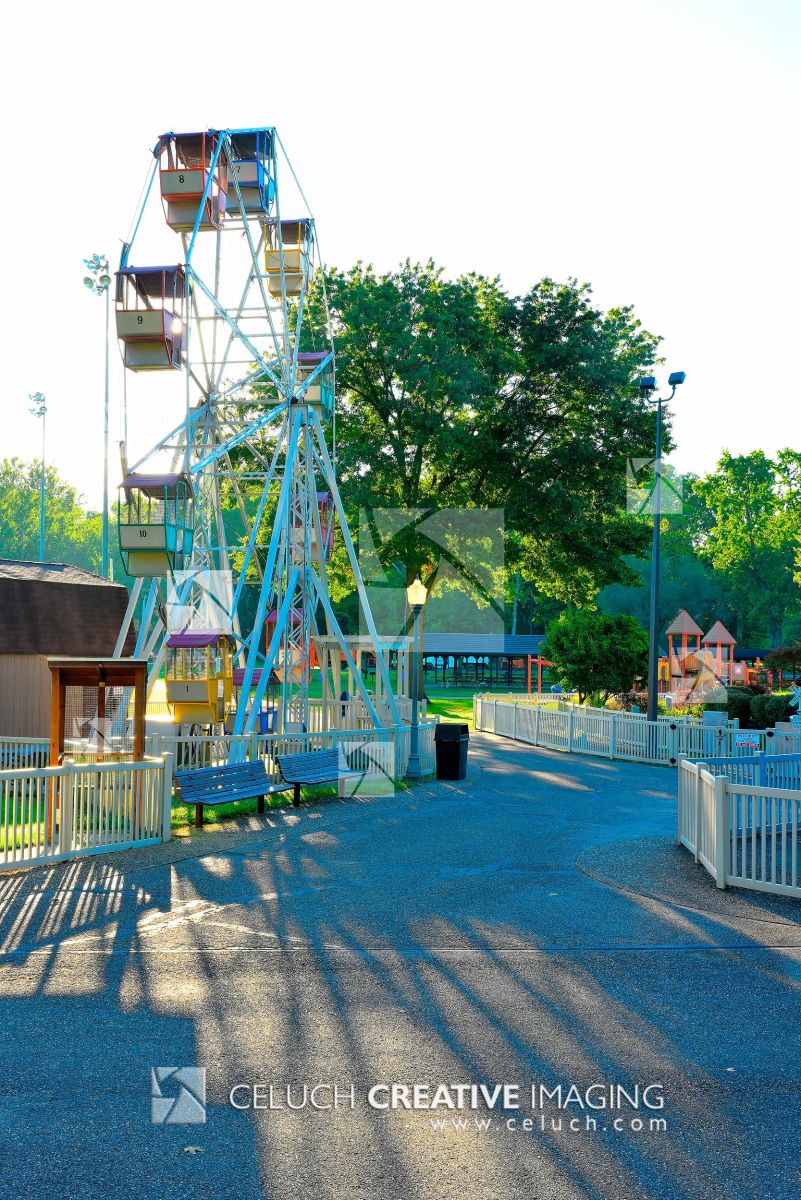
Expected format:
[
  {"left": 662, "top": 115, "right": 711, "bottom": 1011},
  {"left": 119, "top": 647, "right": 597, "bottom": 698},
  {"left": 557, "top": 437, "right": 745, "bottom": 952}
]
[{"left": 2, "top": 0, "right": 800, "bottom": 509}]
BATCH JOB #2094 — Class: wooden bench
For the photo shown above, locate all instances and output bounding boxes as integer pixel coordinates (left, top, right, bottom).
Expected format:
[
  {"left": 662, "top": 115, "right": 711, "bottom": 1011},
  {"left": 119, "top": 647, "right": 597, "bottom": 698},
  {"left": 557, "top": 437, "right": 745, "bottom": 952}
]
[
  {"left": 276, "top": 748, "right": 364, "bottom": 808},
  {"left": 174, "top": 760, "right": 289, "bottom": 828}
]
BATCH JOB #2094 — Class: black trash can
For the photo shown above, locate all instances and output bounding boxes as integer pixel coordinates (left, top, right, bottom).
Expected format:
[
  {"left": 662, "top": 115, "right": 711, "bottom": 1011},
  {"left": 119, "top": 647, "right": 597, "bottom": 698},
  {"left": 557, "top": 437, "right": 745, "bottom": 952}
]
[{"left": 434, "top": 723, "right": 469, "bottom": 780}]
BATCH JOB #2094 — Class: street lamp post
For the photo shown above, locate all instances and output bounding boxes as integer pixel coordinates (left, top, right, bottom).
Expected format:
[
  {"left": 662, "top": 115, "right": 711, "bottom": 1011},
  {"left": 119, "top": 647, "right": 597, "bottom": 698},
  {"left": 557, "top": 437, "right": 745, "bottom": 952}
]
[
  {"left": 83, "top": 254, "right": 113, "bottom": 578},
  {"left": 28, "top": 393, "right": 47, "bottom": 562},
  {"left": 405, "top": 576, "right": 428, "bottom": 780},
  {"left": 640, "top": 371, "right": 686, "bottom": 723}
]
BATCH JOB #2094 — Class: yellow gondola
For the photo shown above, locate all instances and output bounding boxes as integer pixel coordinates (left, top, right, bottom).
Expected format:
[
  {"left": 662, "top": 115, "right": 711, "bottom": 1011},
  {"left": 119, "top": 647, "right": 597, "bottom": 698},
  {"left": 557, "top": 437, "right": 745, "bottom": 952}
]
[
  {"left": 264, "top": 218, "right": 311, "bottom": 296},
  {"left": 166, "top": 630, "right": 234, "bottom": 726}
]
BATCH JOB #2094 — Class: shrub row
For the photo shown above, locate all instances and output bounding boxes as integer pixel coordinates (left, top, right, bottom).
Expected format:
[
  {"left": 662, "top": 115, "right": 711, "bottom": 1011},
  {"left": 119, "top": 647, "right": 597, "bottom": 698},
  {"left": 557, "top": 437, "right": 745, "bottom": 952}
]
[{"left": 707, "top": 687, "right": 796, "bottom": 727}]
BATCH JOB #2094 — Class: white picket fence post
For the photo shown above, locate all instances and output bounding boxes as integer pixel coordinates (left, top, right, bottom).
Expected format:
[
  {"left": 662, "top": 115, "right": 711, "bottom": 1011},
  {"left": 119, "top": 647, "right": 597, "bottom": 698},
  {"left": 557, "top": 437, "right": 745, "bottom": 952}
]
[
  {"left": 609, "top": 713, "right": 617, "bottom": 759},
  {"left": 676, "top": 755, "right": 685, "bottom": 844},
  {"left": 694, "top": 762, "right": 707, "bottom": 863},
  {"left": 713, "top": 773, "right": 728, "bottom": 888},
  {"left": 161, "top": 752, "right": 174, "bottom": 842},
  {"left": 567, "top": 706, "right": 575, "bottom": 753},
  {"left": 512, "top": 702, "right": 518, "bottom": 741},
  {"left": 667, "top": 721, "right": 679, "bottom": 767},
  {"left": 534, "top": 703, "right": 542, "bottom": 746},
  {"left": 58, "top": 765, "right": 74, "bottom": 858}
]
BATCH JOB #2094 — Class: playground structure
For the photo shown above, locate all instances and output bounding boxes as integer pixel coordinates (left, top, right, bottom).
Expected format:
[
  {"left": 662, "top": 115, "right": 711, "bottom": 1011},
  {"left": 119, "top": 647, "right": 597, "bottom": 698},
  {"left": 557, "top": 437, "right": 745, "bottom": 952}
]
[
  {"left": 112, "top": 127, "right": 412, "bottom": 736},
  {"left": 660, "top": 610, "right": 771, "bottom": 701}
]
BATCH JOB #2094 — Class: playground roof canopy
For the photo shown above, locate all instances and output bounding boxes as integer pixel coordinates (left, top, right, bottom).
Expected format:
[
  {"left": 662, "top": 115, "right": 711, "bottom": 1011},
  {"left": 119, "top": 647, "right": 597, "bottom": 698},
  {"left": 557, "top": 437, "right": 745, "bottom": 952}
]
[
  {"left": 0, "top": 560, "right": 136, "bottom": 656},
  {"left": 702, "top": 620, "right": 736, "bottom": 645},
  {"left": 665, "top": 609, "right": 704, "bottom": 636}
]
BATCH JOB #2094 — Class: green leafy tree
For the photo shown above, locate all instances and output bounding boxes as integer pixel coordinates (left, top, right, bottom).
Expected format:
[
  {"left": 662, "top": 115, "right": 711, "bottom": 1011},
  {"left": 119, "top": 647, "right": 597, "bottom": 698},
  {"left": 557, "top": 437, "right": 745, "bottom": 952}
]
[
  {"left": 598, "top": 551, "right": 738, "bottom": 643},
  {"left": 765, "top": 643, "right": 801, "bottom": 681},
  {"left": 693, "top": 450, "right": 801, "bottom": 644},
  {"left": 305, "top": 263, "right": 661, "bottom": 622},
  {"left": 599, "top": 453, "right": 801, "bottom": 648},
  {"left": 542, "top": 608, "right": 649, "bottom": 702},
  {"left": 0, "top": 457, "right": 126, "bottom": 581},
  {"left": 484, "top": 278, "right": 661, "bottom": 603}
]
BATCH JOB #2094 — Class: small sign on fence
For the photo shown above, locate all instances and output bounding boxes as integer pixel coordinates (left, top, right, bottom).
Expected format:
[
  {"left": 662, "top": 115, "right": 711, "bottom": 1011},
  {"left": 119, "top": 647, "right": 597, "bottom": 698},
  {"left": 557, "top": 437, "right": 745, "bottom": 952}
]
[{"left": 735, "top": 734, "right": 760, "bottom": 749}]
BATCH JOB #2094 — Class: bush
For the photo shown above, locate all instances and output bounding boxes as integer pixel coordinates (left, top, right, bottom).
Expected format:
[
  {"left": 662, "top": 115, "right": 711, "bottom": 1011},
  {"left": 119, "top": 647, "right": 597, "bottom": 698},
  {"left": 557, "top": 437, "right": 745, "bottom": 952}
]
[
  {"left": 764, "top": 692, "right": 795, "bottom": 727},
  {"left": 749, "top": 694, "right": 770, "bottom": 727},
  {"left": 724, "top": 688, "right": 753, "bottom": 723},
  {"left": 666, "top": 702, "right": 704, "bottom": 718},
  {"left": 542, "top": 610, "right": 649, "bottom": 702}
]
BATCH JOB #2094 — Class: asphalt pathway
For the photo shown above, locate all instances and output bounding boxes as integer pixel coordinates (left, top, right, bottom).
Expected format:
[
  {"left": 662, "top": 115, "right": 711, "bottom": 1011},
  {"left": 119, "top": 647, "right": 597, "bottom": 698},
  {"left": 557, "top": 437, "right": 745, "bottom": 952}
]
[{"left": 1, "top": 732, "right": 800, "bottom": 1200}]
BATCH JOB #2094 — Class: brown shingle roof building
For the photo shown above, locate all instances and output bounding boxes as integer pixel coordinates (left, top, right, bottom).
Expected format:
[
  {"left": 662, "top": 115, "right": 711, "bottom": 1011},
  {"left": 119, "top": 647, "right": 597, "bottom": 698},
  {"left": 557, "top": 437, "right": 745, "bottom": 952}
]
[{"left": 0, "top": 560, "right": 137, "bottom": 736}]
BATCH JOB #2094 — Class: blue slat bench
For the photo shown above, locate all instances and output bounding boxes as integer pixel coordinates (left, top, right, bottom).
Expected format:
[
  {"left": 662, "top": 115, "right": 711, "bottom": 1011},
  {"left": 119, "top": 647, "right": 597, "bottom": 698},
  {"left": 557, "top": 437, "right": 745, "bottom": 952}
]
[
  {"left": 174, "top": 760, "right": 289, "bottom": 828},
  {"left": 276, "top": 748, "right": 365, "bottom": 808}
]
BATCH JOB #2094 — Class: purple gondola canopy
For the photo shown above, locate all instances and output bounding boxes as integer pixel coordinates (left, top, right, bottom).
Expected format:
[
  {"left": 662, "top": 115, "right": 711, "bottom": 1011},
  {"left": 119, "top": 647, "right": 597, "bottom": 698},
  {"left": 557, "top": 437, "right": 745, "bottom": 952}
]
[
  {"left": 121, "top": 472, "right": 187, "bottom": 498},
  {"left": 167, "top": 629, "right": 229, "bottom": 649}
]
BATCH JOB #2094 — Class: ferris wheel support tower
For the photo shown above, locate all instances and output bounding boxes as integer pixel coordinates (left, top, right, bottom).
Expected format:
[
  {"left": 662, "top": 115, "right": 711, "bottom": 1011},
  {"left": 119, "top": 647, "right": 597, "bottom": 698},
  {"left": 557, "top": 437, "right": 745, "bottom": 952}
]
[{"left": 111, "top": 127, "right": 406, "bottom": 734}]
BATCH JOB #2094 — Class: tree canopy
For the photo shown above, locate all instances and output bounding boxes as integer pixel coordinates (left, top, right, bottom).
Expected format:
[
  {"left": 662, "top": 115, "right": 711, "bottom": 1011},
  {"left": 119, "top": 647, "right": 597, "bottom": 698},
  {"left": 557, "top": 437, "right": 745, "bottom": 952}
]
[
  {"left": 693, "top": 450, "right": 801, "bottom": 644},
  {"left": 542, "top": 608, "right": 649, "bottom": 702},
  {"left": 599, "top": 450, "right": 801, "bottom": 647},
  {"left": 0, "top": 458, "right": 124, "bottom": 579},
  {"left": 306, "top": 261, "right": 661, "bottom": 616}
]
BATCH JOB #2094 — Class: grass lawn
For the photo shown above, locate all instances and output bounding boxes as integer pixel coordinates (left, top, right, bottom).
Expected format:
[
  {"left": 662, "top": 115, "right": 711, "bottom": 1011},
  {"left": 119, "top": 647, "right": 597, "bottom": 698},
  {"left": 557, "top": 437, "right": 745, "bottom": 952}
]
[
  {"left": 169, "top": 777, "right": 411, "bottom": 834},
  {"left": 170, "top": 786, "right": 336, "bottom": 833},
  {"left": 425, "top": 690, "right": 476, "bottom": 728}
]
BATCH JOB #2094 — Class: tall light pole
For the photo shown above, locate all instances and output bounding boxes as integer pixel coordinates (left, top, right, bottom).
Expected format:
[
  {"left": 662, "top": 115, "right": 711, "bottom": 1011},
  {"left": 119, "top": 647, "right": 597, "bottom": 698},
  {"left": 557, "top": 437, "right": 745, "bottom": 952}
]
[
  {"left": 405, "top": 576, "right": 428, "bottom": 780},
  {"left": 28, "top": 393, "right": 47, "bottom": 562},
  {"left": 640, "top": 370, "right": 686, "bottom": 722},
  {"left": 83, "top": 254, "right": 113, "bottom": 577}
]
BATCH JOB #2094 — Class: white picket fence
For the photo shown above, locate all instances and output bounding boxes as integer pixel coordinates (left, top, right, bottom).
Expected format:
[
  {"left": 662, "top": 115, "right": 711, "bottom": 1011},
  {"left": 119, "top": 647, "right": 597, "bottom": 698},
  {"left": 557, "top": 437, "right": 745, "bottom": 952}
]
[
  {"left": 147, "top": 720, "right": 438, "bottom": 783},
  {"left": 0, "top": 737, "right": 49, "bottom": 770},
  {"left": 473, "top": 695, "right": 796, "bottom": 767},
  {"left": 285, "top": 696, "right": 417, "bottom": 731},
  {"left": 678, "top": 755, "right": 801, "bottom": 896},
  {"left": 144, "top": 695, "right": 417, "bottom": 730},
  {"left": 0, "top": 755, "right": 173, "bottom": 871}
]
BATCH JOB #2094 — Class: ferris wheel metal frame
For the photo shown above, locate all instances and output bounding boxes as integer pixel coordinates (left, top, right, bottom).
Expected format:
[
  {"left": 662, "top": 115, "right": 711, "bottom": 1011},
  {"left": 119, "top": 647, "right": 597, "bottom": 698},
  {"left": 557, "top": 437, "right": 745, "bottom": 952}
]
[{"left": 112, "top": 126, "right": 402, "bottom": 734}]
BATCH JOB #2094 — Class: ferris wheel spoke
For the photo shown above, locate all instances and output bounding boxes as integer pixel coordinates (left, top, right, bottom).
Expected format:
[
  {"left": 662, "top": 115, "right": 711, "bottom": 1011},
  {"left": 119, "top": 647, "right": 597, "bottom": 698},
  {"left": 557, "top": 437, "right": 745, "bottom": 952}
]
[{"left": 225, "top": 162, "right": 286, "bottom": 375}]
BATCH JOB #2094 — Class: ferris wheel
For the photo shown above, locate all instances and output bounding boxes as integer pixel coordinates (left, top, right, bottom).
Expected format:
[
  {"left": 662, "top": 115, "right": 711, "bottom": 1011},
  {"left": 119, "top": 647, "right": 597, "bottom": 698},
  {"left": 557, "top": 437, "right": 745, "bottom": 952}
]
[{"left": 112, "top": 127, "right": 402, "bottom": 734}]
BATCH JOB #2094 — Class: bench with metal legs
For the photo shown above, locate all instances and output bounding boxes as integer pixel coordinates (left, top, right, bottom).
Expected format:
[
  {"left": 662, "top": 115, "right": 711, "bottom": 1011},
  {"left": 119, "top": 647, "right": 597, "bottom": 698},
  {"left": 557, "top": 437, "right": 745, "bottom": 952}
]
[
  {"left": 276, "top": 748, "right": 365, "bottom": 808},
  {"left": 174, "top": 760, "right": 289, "bottom": 828}
]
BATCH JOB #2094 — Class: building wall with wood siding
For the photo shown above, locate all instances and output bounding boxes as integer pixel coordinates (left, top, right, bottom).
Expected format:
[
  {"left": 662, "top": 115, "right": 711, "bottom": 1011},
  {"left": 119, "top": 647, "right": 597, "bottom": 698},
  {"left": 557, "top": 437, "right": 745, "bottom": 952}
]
[
  {"left": 0, "top": 654, "right": 51, "bottom": 737},
  {"left": 0, "top": 560, "right": 137, "bottom": 738}
]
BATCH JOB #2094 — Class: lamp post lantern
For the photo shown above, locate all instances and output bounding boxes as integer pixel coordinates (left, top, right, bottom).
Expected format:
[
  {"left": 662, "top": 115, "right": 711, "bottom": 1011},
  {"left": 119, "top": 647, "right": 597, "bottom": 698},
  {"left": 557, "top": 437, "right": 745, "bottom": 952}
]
[
  {"left": 640, "top": 370, "right": 686, "bottom": 723},
  {"left": 83, "top": 254, "right": 113, "bottom": 578},
  {"left": 405, "top": 576, "right": 427, "bottom": 780},
  {"left": 28, "top": 393, "right": 47, "bottom": 562}
]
